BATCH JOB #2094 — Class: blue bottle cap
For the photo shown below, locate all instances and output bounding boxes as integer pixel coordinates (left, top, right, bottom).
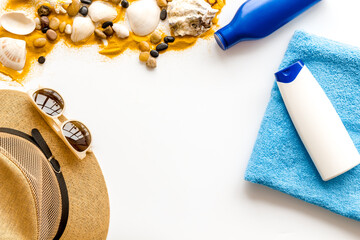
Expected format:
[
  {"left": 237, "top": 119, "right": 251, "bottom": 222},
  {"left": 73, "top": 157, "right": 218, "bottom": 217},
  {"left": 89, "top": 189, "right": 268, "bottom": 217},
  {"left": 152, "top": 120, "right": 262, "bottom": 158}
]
[{"left": 275, "top": 60, "right": 304, "bottom": 83}]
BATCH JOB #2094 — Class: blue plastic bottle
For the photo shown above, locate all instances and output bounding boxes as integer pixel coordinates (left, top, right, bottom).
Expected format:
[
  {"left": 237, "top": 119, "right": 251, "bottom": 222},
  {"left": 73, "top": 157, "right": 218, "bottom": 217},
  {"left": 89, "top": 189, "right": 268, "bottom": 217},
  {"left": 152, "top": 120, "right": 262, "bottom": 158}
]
[{"left": 215, "top": 0, "right": 321, "bottom": 50}]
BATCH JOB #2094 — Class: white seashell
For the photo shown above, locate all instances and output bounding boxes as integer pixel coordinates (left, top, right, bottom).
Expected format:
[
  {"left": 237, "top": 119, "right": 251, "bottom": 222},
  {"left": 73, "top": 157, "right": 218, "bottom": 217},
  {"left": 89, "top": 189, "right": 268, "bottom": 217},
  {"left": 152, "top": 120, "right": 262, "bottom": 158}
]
[
  {"left": 0, "top": 12, "right": 35, "bottom": 36},
  {"left": 71, "top": 16, "right": 95, "bottom": 43},
  {"left": 0, "top": 37, "right": 27, "bottom": 71},
  {"left": 168, "top": 0, "right": 218, "bottom": 36},
  {"left": 127, "top": 0, "right": 160, "bottom": 36},
  {"left": 112, "top": 23, "right": 129, "bottom": 39},
  {"left": 88, "top": 1, "right": 117, "bottom": 23},
  {"left": 65, "top": 24, "right": 72, "bottom": 35}
]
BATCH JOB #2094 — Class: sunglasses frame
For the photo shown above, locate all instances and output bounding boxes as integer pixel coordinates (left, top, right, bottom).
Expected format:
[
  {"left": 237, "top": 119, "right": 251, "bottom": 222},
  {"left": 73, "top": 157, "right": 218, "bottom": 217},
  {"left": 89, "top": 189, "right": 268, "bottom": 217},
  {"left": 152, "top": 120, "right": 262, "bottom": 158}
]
[{"left": 28, "top": 88, "right": 92, "bottom": 160}]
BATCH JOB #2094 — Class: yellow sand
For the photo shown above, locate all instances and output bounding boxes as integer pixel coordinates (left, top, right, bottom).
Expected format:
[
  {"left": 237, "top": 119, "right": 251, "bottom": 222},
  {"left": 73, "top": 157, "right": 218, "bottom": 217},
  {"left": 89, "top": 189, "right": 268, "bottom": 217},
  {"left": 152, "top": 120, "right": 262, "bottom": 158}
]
[{"left": 1, "top": 0, "right": 225, "bottom": 83}]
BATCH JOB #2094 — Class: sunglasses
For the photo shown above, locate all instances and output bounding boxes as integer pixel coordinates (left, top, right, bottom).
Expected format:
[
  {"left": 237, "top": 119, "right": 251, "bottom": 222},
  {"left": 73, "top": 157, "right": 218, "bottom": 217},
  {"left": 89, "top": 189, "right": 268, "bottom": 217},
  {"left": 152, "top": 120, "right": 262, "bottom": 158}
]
[{"left": 28, "top": 88, "right": 92, "bottom": 160}]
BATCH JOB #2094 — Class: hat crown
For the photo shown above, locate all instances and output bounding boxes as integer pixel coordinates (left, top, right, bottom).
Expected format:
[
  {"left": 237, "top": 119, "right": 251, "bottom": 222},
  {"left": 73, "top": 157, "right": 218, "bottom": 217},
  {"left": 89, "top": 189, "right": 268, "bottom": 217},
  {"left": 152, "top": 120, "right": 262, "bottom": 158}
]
[{"left": 0, "top": 132, "right": 62, "bottom": 240}]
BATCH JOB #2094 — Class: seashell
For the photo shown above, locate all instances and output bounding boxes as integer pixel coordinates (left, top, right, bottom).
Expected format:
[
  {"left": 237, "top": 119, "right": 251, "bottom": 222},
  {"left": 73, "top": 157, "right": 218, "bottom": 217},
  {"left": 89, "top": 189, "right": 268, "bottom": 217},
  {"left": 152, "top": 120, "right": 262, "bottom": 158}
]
[
  {"left": 38, "top": 0, "right": 72, "bottom": 14},
  {"left": 112, "top": 23, "right": 129, "bottom": 39},
  {"left": 0, "top": 37, "right": 27, "bottom": 71},
  {"left": 88, "top": 1, "right": 117, "bottom": 23},
  {"left": 168, "top": 0, "right": 218, "bottom": 36},
  {"left": 0, "top": 12, "right": 35, "bottom": 36},
  {"left": 127, "top": 0, "right": 160, "bottom": 36},
  {"left": 71, "top": 16, "right": 95, "bottom": 43}
]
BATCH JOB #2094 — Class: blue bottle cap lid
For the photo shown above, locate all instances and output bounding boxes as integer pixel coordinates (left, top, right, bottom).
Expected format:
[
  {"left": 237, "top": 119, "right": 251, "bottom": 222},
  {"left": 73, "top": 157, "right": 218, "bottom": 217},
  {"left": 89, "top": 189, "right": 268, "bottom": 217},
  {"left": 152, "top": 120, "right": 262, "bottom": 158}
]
[{"left": 275, "top": 60, "right": 304, "bottom": 83}]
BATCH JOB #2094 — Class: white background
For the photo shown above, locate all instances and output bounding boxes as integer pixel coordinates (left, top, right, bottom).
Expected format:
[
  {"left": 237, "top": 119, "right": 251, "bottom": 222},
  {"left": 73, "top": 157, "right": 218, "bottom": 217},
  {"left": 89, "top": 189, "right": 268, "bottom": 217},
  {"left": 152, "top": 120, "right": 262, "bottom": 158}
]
[{"left": 2, "top": 0, "right": 360, "bottom": 239}]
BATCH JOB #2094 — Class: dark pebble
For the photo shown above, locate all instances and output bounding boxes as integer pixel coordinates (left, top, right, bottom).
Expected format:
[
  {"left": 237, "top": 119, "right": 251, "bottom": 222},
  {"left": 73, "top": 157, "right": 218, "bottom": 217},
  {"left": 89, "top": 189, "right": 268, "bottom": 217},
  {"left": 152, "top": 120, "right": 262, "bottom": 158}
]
[
  {"left": 160, "top": 9, "right": 167, "bottom": 20},
  {"left": 164, "top": 36, "right": 175, "bottom": 43},
  {"left": 38, "top": 56, "right": 46, "bottom": 64},
  {"left": 40, "top": 16, "right": 49, "bottom": 28},
  {"left": 121, "top": 0, "right": 129, "bottom": 8},
  {"left": 150, "top": 50, "right": 159, "bottom": 58},
  {"left": 156, "top": 43, "right": 168, "bottom": 52},
  {"left": 81, "top": 0, "right": 92, "bottom": 4},
  {"left": 79, "top": 6, "right": 88, "bottom": 16},
  {"left": 38, "top": 5, "right": 51, "bottom": 16},
  {"left": 102, "top": 21, "right": 113, "bottom": 29},
  {"left": 42, "top": 27, "right": 49, "bottom": 33}
]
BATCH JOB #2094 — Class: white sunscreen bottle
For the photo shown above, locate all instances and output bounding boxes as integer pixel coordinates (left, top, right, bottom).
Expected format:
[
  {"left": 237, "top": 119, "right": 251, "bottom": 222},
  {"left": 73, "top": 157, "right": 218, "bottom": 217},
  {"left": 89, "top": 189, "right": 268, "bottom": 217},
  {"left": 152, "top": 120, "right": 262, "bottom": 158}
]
[{"left": 275, "top": 60, "right": 360, "bottom": 181}]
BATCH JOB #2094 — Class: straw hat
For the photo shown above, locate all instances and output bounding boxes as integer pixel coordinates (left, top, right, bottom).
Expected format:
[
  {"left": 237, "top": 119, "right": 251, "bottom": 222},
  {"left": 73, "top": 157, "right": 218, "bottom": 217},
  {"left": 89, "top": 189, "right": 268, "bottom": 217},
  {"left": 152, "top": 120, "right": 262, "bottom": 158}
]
[{"left": 0, "top": 90, "right": 110, "bottom": 240}]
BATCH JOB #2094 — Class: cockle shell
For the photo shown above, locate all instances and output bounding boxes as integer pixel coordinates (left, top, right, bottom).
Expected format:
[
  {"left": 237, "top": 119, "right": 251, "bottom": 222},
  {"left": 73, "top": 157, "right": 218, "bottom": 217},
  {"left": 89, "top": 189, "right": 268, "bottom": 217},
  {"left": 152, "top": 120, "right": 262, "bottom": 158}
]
[
  {"left": 71, "top": 16, "right": 95, "bottom": 43},
  {"left": 0, "top": 37, "right": 27, "bottom": 71},
  {"left": 0, "top": 12, "right": 36, "bottom": 36},
  {"left": 88, "top": 1, "right": 117, "bottom": 23},
  {"left": 127, "top": 0, "right": 160, "bottom": 36},
  {"left": 168, "top": 0, "right": 218, "bottom": 36}
]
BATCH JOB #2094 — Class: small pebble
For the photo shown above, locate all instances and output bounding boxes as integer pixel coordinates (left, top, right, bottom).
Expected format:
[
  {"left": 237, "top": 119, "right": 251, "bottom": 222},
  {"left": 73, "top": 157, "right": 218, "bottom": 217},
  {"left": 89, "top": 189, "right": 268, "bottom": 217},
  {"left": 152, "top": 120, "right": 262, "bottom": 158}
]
[
  {"left": 67, "top": 0, "right": 81, "bottom": 17},
  {"left": 150, "top": 50, "right": 159, "bottom": 58},
  {"left": 79, "top": 6, "right": 88, "bottom": 16},
  {"left": 139, "top": 41, "right": 150, "bottom": 52},
  {"left": 65, "top": 24, "right": 72, "bottom": 34},
  {"left": 164, "top": 36, "right": 175, "bottom": 43},
  {"left": 150, "top": 32, "right": 162, "bottom": 44},
  {"left": 94, "top": 29, "right": 107, "bottom": 39},
  {"left": 46, "top": 29, "right": 58, "bottom": 41},
  {"left": 42, "top": 27, "right": 49, "bottom": 33},
  {"left": 38, "top": 56, "right": 46, "bottom": 64},
  {"left": 156, "top": 0, "right": 167, "bottom": 7},
  {"left": 146, "top": 57, "right": 157, "bottom": 68},
  {"left": 81, "top": 0, "right": 92, "bottom": 4},
  {"left": 139, "top": 52, "right": 150, "bottom": 62},
  {"left": 59, "top": 21, "right": 67, "bottom": 33},
  {"left": 35, "top": 17, "right": 41, "bottom": 30},
  {"left": 121, "top": 0, "right": 129, "bottom": 8},
  {"left": 49, "top": 17, "right": 60, "bottom": 30},
  {"left": 40, "top": 16, "right": 49, "bottom": 28},
  {"left": 112, "top": 23, "right": 129, "bottom": 39},
  {"left": 160, "top": 9, "right": 167, "bottom": 20},
  {"left": 38, "top": 5, "right": 51, "bottom": 16},
  {"left": 33, "top": 38, "right": 47, "bottom": 48},
  {"left": 103, "top": 26, "right": 114, "bottom": 36},
  {"left": 102, "top": 21, "right": 113, "bottom": 29},
  {"left": 156, "top": 42, "right": 168, "bottom": 52}
]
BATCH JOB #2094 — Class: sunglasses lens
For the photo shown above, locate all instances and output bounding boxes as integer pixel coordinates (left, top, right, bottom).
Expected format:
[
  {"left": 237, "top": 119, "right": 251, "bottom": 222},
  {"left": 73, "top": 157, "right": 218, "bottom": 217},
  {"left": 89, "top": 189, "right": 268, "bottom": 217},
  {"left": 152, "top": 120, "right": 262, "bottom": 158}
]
[
  {"left": 62, "top": 121, "right": 91, "bottom": 152},
  {"left": 32, "top": 88, "right": 64, "bottom": 117}
]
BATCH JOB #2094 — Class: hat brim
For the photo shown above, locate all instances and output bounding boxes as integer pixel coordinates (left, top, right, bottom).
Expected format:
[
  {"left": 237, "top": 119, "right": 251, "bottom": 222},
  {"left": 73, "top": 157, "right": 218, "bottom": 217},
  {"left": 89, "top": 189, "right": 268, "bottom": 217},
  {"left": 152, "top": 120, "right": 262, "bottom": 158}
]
[{"left": 0, "top": 90, "right": 110, "bottom": 239}]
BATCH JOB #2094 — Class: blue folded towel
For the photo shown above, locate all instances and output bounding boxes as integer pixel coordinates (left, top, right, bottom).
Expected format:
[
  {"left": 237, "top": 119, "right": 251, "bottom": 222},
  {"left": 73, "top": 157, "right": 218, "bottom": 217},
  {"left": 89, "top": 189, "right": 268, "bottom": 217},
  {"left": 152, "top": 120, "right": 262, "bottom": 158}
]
[{"left": 245, "top": 30, "right": 360, "bottom": 221}]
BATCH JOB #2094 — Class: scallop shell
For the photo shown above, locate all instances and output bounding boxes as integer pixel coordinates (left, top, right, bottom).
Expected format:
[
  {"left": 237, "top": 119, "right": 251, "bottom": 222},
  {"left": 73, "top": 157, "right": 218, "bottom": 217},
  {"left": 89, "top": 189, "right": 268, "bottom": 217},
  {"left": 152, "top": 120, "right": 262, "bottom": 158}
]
[
  {"left": 0, "top": 12, "right": 36, "bottom": 36},
  {"left": 0, "top": 37, "right": 27, "bottom": 71},
  {"left": 88, "top": 1, "right": 117, "bottom": 23},
  {"left": 127, "top": 0, "right": 160, "bottom": 36},
  {"left": 71, "top": 16, "right": 95, "bottom": 43}
]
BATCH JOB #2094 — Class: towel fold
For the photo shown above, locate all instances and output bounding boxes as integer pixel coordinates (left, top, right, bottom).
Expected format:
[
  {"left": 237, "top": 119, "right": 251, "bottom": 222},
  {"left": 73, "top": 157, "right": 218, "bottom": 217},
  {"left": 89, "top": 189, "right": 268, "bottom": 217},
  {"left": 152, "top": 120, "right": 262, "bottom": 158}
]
[{"left": 245, "top": 30, "right": 360, "bottom": 221}]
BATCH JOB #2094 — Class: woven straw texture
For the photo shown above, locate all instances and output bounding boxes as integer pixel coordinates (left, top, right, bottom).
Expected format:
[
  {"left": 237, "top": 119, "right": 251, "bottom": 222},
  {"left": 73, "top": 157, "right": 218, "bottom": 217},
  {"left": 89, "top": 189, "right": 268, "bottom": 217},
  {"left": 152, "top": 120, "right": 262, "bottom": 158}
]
[{"left": 0, "top": 90, "right": 110, "bottom": 240}]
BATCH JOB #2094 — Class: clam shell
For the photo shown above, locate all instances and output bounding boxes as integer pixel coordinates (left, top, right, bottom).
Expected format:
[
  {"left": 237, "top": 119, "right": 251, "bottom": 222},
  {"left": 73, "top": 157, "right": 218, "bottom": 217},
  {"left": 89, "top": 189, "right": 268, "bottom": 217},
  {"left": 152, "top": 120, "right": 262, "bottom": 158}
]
[
  {"left": 71, "top": 16, "right": 95, "bottom": 43},
  {"left": 127, "top": 0, "right": 160, "bottom": 36},
  {"left": 88, "top": 1, "right": 117, "bottom": 23},
  {"left": 0, "top": 12, "right": 36, "bottom": 36},
  {"left": 0, "top": 37, "right": 27, "bottom": 71}
]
